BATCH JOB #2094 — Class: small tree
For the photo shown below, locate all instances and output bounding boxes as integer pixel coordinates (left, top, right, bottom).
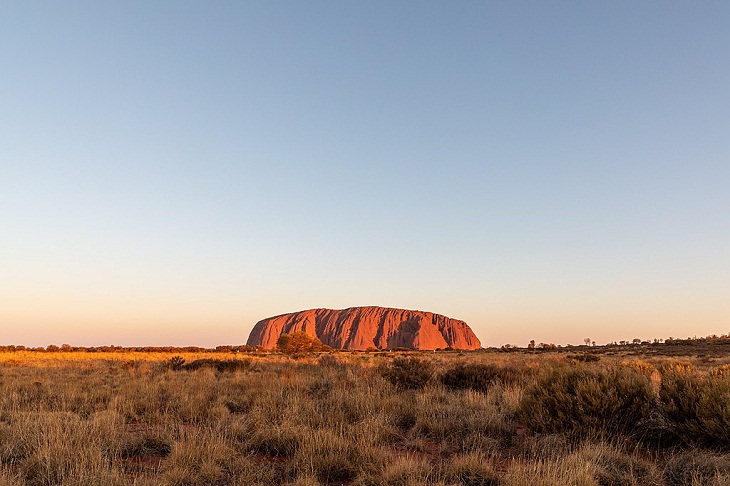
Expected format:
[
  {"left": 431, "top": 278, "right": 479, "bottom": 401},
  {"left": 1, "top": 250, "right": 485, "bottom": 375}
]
[{"left": 276, "top": 331, "right": 323, "bottom": 355}]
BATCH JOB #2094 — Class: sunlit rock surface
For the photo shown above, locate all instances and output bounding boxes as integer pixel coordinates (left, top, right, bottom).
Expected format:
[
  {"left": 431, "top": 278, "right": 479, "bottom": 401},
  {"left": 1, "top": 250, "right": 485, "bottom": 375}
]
[{"left": 246, "top": 306, "right": 482, "bottom": 350}]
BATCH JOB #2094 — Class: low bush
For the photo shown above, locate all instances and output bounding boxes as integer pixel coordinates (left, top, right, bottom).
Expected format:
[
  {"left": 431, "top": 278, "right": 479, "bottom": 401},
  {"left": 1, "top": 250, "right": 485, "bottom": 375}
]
[
  {"left": 166, "top": 356, "right": 185, "bottom": 371},
  {"left": 710, "top": 364, "right": 730, "bottom": 377},
  {"left": 660, "top": 361, "right": 694, "bottom": 374},
  {"left": 517, "top": 366, "right": 654, "bottom": 438},
  {"left": 659, "top": 370, "right": 730, "bottom": 447},
  {"left": 224, "top": 397, "right": 253, "bottom": 414},
  {"left": 316, "top": 354, "right": 340, "bottom": 368},
  {"left": 379, "top": 357, "right": 434, "bottom": 390},
  {"left": 441, "top": 363, "right": 522, "bottom": 393},
  {"left": 621, "top": 359, "right": 657, "bottom": 376},
  {"left": 181, "top": 358, "right": 250, "bottom": 373},
  {"left": 567, "top": 354, "right": 600, "bottom": 363}
]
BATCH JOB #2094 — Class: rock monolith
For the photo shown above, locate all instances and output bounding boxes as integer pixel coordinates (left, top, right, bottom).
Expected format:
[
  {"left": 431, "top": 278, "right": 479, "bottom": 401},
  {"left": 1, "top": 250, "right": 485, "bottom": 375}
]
[{"left": 246, "top": 306, "right": 482, "bottom": 350}]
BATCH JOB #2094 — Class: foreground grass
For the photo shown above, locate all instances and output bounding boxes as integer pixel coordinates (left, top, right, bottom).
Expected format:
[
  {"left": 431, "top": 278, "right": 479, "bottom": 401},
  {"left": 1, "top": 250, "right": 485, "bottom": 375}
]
[{"left": 0, "top": 349, "right": 729, "bottom": 485}]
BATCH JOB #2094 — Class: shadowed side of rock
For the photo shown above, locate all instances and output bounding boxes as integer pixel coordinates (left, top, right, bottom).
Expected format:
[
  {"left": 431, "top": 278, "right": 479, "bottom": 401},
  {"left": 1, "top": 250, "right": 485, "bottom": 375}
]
[{"left": 246, "top": 306, "right": 482, "bottom": 350}]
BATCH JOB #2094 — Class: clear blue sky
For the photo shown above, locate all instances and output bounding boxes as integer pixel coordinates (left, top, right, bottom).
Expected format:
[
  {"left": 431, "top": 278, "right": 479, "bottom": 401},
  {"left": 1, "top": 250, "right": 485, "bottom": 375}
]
[{"left": 2, "top": 2, "right": 729, "bottom": 347}]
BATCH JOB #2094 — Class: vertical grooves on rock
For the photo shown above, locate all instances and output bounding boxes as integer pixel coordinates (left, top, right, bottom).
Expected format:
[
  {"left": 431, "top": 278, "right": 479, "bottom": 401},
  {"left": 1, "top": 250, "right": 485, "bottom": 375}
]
[{"left": 246, "top": 306, "right": 481, "bottom": 350}]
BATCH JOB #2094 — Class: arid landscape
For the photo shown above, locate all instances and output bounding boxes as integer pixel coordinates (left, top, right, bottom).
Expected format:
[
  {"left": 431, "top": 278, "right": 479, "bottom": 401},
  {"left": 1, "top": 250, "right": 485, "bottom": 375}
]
[
  {"left": 1, "top": 338, "right": 730, "bottom": 485},
  {"left": 5, "top": 2, "right": 729, "bottom": 485}
]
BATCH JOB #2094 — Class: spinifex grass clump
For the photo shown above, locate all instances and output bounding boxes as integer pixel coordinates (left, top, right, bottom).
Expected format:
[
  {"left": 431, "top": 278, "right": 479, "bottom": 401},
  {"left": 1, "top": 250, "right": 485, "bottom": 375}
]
[
  {"left": 662, "top": 450, "right": 730, "bottom": 485},
  {"left": 659, "top": 368, "right": 730, "bottom": 448},
  {"left": 442, "top": 453, "right": 501, "bottom": 486},
  {"left": 517, "top": 365, "right": 654, "bottom": 438}
]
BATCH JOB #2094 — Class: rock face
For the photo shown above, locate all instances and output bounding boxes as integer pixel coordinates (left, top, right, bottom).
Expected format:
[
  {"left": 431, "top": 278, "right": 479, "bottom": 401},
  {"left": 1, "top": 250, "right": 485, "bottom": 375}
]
[{"left": 246, "top": 306, "right": 481, "bottom": 350}]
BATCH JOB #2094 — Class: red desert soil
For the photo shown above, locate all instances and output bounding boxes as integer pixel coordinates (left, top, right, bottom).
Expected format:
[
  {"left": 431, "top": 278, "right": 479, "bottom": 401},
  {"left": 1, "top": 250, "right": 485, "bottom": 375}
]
[{"left": 246, "top": 306, "right": 482, "bottom": 350}]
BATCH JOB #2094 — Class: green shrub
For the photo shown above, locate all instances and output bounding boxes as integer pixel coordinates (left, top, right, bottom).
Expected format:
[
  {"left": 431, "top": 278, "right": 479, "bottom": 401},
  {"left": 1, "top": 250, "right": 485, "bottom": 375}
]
[
  {"left": 659, "top": 370, "right": 730, "bottom": 447},
  {"left": 441, "top": 363, "right": 522, "bottom": 393},
  {"left": 517, "top": 366, "right": 654, "bottom": 438},
  {"left": 379, "top": 357, "right": 434, "bottom": 390}
]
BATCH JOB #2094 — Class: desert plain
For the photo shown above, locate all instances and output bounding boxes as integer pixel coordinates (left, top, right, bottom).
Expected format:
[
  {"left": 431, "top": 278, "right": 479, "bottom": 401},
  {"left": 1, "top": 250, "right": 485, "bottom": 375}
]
[{"left": 1, "top": 338, "right": 730, "bottom": 485}]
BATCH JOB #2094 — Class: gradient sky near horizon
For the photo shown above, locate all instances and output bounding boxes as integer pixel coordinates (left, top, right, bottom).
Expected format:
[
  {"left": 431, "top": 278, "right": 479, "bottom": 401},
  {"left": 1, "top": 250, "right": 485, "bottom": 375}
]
[{"left": 2, "top": 2, "right": 729, "bottom": 348}]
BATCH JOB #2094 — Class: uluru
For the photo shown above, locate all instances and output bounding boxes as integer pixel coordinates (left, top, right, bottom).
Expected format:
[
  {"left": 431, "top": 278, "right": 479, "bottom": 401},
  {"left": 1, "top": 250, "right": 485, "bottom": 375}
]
[{"left": 246, "top": 306, "right": 482, "bottom": 350}]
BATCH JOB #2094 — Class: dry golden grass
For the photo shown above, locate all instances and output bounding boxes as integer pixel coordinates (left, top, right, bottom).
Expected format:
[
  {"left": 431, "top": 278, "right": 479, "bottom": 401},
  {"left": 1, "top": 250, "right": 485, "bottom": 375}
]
[{"left": 0, "top": 348, "right": 729, "bottom": 484}]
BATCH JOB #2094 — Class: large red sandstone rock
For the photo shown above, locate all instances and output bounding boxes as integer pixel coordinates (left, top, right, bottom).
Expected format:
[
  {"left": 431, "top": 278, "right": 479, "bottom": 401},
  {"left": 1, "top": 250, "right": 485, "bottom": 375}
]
[{"left": 246, "top": 306, "right": 482, "bottom": 350}]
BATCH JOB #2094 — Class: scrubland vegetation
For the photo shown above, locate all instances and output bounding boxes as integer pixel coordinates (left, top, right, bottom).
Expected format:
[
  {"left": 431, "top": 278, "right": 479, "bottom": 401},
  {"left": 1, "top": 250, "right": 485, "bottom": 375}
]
[{"left": 1, "top": 345, "right": 730, "bottom": 485}]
